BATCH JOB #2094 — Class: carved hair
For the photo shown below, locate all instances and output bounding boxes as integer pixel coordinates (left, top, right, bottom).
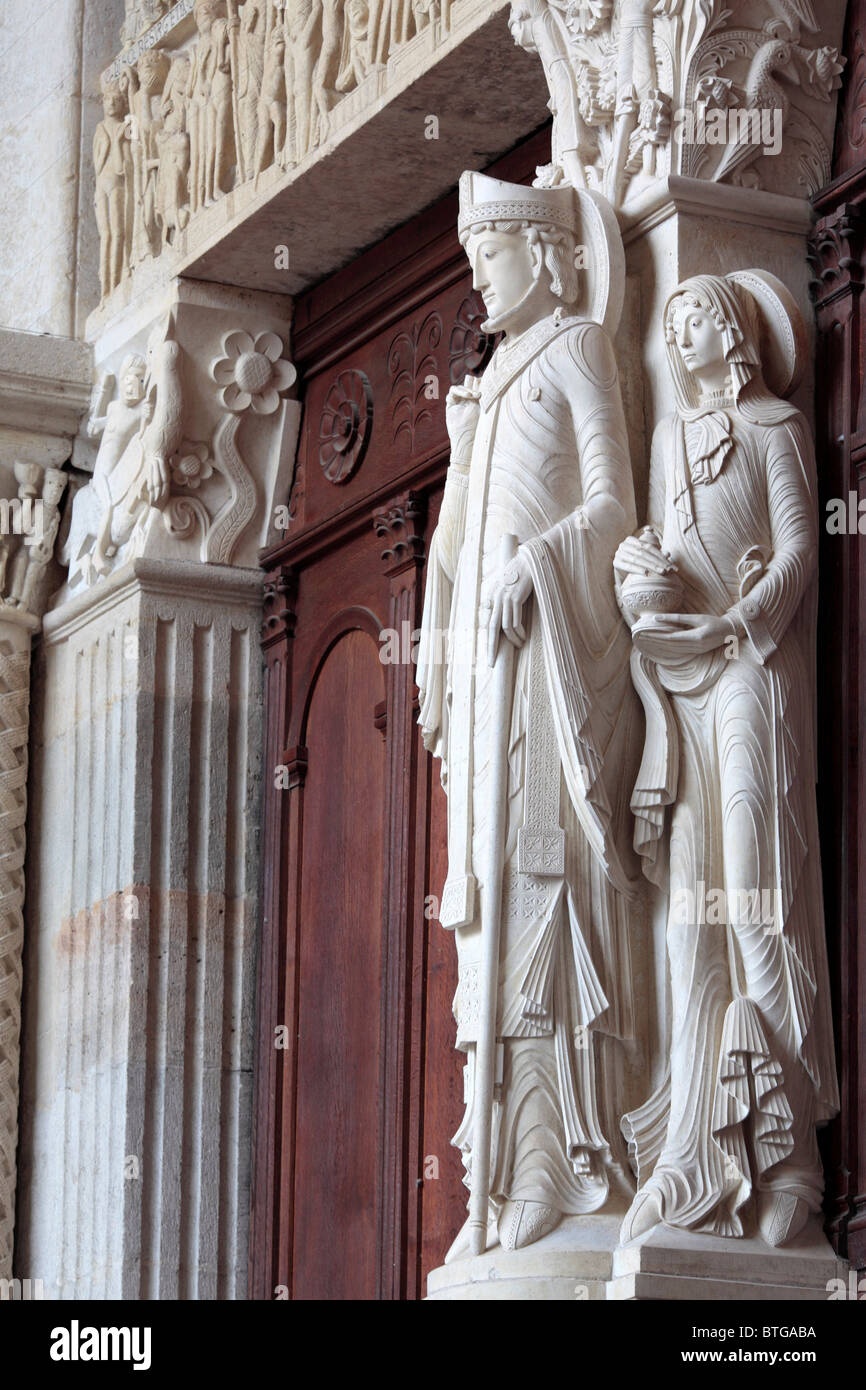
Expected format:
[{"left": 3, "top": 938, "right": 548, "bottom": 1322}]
[
  {"left": 121, "top": 353, "right": 147, "bottom": 381},
  {"left": 462, "top": 220, "right": 582, "bottom": 305}
]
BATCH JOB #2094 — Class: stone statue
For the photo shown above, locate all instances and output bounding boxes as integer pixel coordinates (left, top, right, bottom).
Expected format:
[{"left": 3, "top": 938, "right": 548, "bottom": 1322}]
[
  {"left": 312, "top": 0, "right": 344, "bottom": 140},
  {"left": 237, "top": 0, "right": 269, "bottom": 179},
  {"left": 94, "top": 79, "right": 134, "bottom": 297},
  {"left": 254, "top": 10, "right": 289, "bottom": 176},
  {"left": 121, "top": 0, "right": 171, "bottom": 47},
  {"left": 614, "top": 271, "right": 839, "bottom": 1249},
  {"left": 188, "top": 0, "right": 238, "bottom": 212},
  {"left": 286, "top": 0, "right": 320, "bottom": 163},
  {"left": 508, "top": 0, "right": 597, "bottom": 190},
  {"left": 336, "top": 0, "right": 371, "bottom": 94},
  {"left": 418, "top": 172, "right": 643, "bottom": 1255},
  {"left": 7, "top": 469, "right": 67, "bottom": 615},
  {"left": 127, "top": 47, "right": 171, "bottom": 265},
  {"left": 155, "top": 55, "right": 192, "bottom": 244},
  {"left": 65, "top": 320, "right": 184, "bottom": 588}
]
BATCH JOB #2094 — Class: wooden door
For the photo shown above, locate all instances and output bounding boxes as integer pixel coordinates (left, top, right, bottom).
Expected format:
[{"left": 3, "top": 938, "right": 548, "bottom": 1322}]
[{"left": 249, "top": 128, "right": 552, "bottom": 1300}]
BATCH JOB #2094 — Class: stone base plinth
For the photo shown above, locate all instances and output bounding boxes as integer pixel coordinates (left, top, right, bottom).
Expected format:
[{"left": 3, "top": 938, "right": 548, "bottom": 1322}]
[
  {"left": 426, "top": 1215, "right": 622, "bottom": 1301},
  {"left": 427, "top": 1216, "right": 847, "bottom": 1301},
  {"left": 608, "top": 1222, "right": 846, "bottom": 1302}
]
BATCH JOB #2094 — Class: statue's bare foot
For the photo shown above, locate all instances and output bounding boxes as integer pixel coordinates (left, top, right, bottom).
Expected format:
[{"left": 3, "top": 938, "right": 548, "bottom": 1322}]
[
  {"left": 620, "top": 1189, "right": 662, "bottom": 1244},
  {"left": 758, "top": 1191, "right": 810, "bottom": 1247},
  {"left": 498, "top": 1199, "right": 561, "bottom": 1251}
]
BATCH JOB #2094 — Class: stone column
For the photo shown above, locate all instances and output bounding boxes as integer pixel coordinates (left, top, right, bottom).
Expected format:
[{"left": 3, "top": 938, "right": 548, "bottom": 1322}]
[{"left": 15, "top": 279, "right": 301, "bottom": 1299}]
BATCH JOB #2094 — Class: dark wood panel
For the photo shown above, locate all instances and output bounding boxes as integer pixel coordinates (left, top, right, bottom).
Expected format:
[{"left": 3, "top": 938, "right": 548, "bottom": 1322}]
[{"left": 292, "top": 630, "right": 386, "bottom": 1300}]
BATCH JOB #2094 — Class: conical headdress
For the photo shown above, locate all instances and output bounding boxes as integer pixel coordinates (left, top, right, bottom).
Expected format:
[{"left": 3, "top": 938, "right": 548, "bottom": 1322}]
[{"left": 458, "top": 171, "right": 580, "bottom": 239}]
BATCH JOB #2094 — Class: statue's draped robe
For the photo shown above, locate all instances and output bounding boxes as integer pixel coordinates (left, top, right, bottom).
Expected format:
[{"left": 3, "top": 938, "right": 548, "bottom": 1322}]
[
  {"left": 624, "top": 406, "right": 840, "bottom": 1234},
  {"left": 418, "top": 315, "right": 641, "bottom": 1215}
]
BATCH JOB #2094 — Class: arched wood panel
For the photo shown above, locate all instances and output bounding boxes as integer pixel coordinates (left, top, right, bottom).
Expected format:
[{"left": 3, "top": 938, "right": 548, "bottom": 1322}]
[{"left": 292, "top": 630, "right": 386, "bottom": 1300}]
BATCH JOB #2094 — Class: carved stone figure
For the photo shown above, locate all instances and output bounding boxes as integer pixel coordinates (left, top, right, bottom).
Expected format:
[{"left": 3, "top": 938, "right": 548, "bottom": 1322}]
[
  {"left": 418, "top": 172, "right": 642, "bottom": 1255},
  {"left": 237, "top": 0, "right": 269, "bottom": 178},
  {"left": 155, "top": 55, "right": 192, "bottom": 244},
  {"left": 127, "top": 47, "right": 171, "bottom": 265},
  {"left": 65, "top": 321, "right": 184, "bottom": 587},
  {"left": 336, "top": 0, "right": 371, "bottom": 93},
  {"left": 7, "top": 470, "right": 67, "bottom": 615},
  {"left": 312, "top": 0, "right": 344, "bottom": 140},
  {"left": 508, "top": 0, "right": 597, "bottom": 189},
  {"left": 614, "top": 272, "right": 839, "bottom": 1248},
  {"left": 286, "top": 0, "right": 320, "bottom": 162},
  {"left": 122, "top": 0, "right": 171, "bottom": 47},
  {"left": 254, "top": 12, "right": 288, "bottom": 176},
  {"left": 94, "top": 80, "right": 134, "bottom": 297},
  {"left": 368, "top": 0, "right": 415, "bottom": 66},
  {"left": 188, "top": 0, "right": 238, "bottom": 211}
]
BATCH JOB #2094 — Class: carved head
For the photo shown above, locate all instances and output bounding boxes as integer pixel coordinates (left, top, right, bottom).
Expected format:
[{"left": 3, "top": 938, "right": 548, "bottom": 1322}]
[
  {"left": 137, "top": 46, "right": 170, "bottom": 93},
  {"left": 42, "top": 469, "right": 67, "bottom": 509},
  {"left": 194, "top": 0, "right": 224, "bottom": 33},
  {"left": 458, "top": 172, "right": 582, "bottom": 335},
  {"left": 120, "top": 354, "right": 148, "bottom": 403},
  {"left": 664, "top": 276, "right": 763, "bottom": 412},
  {"left": 101, "top": 80, "right": 127, "bottom": 120}
]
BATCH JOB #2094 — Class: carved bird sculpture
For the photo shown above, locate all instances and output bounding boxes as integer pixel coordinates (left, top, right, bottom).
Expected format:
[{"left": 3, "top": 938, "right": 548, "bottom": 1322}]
[
  {"left": 763, "top": 0, "right": 818, "bottom": 44},
  {"left": 713, "top": 36, "right": 842, "bottom": 186}
]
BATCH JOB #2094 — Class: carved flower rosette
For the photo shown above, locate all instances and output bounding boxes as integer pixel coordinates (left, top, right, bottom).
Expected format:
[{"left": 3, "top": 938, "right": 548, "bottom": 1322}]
[{"left": 212, "top": 330, "right": 297, "bottom": 415}]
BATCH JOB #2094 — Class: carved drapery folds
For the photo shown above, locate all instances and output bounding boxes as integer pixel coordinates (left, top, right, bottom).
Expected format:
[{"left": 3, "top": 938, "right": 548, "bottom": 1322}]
[
  {"left": 97, "top": 0, "right": 456, "bottom": 302},
  {"left": 508, "top": 0, "right": 845, "bottom": 208}
]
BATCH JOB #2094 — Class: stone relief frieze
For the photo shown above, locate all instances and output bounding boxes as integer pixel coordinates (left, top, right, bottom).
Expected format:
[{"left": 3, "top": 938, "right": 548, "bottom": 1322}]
[{"left": 96, "top": 0, "right": 465, "bottom": 304}]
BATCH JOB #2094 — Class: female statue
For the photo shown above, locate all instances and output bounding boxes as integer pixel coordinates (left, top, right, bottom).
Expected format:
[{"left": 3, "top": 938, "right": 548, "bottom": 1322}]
[{"left": 614, "top": 272, "right": 839, "bottom": 1248}]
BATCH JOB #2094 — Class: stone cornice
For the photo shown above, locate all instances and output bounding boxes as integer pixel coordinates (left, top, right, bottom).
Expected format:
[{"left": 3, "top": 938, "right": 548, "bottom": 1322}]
[{"left": 0, "top": 330, "right": 92, "bottom": 443}]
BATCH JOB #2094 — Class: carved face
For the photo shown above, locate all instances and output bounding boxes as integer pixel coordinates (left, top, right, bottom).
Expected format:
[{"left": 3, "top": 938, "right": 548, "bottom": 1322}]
[
  {"left": 103, "top": 87, "right": 125, "bottom": 119},
  {"left": 122, "top": 363, "right": 147, "bottom": 403},
  {"left": 467, "top": 229, "right": 537, "bottom": 322},
  {"left": 671, "top": 303, "right": 728, "bottom": 382}
]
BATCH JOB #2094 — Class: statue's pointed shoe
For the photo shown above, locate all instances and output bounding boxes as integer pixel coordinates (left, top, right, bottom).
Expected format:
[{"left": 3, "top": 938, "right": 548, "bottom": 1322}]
[
  {"left": 620, "top": 1189, "right": 661, "bottom": 1244},
  {"left": 758, "top": 1191, "right": 810, "bottom": 1247},
  {"left": 498, "top": 1199, "right": 562, "bottom": 1251}
]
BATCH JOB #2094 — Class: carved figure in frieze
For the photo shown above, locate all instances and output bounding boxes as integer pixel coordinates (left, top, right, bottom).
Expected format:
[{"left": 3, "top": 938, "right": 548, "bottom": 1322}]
[
  {"left": 286, "top": 0, "right": 321, "bottom": 162},
  {"left": 367, "top": 0, "right": 414, "bottom": 67},
  {"left": 418, "top": 172, "right": 642, "bottom": 1255},
  {"left": 127, "top": 47, "right": 171, "bottom": 265},
  {"left": 336, "top": 0, "right": 370, "bottom": 93},
  {"left": 615, "top": 272, "right": 839, "bottom": 1248},
  {"left": 7, "top": 469, "right": 67, "bottom": 616},
  {"left": 236, "top": 0, "right": 269, "bottom": 179},
  {"left": 254, "top": 12, "right": 288, "bottom": 175},
  {"left": 121, "top": 0, "right": 172, "bottom": 47},
  {"left": 188, "top": 0, "right": 238, "bottom": 211},
  {"left": 94, "top": 79, "right": 134, "bottom": 297},
  {"left": 312, "top": 0, "right": 344, "bottom": 139},
  {"left": 155, "top": 54, "right": 192, "bottom": 244}
]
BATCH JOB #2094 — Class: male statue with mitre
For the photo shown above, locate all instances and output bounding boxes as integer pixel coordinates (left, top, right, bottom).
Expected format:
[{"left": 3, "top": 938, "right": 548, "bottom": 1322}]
[{"left": 417, "top": 171, "right": 643, "bottom": 1253}]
